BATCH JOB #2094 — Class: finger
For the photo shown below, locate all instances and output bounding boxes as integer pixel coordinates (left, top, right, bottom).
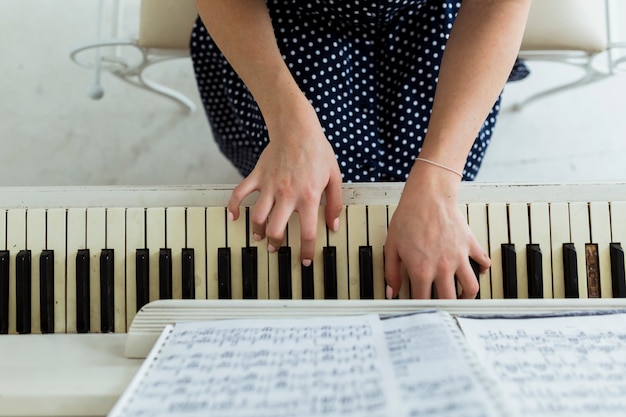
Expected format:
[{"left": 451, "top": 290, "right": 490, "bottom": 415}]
[
  {"left": 264, "top": 201, "right": 294, "bottom": 252},
  {"left": 228, "top": 177, "right": 258, "bottom": 221},
  {"left": 383, "top": 245, "right": 403, "bottom": 299},
  {"left": 297, "top": 206, "right": 319, "bottom": 266},
  {"left": 324, "top": 168, "right": 343, "bottom": 232},
  {"left": 432, "top": 274, "right": 458, "bottom": 300},
  {"left": 455, "top": 261, "right": 480, "bottom": 299},
  {"left": 468, "top": 236, "right": 491, "bottom": 273},
  {"left": 249, "top": 194, "right": 274, "bottom": 241},
  {"left": 405, "top": 262, "right": 435, "bottom": 299}
]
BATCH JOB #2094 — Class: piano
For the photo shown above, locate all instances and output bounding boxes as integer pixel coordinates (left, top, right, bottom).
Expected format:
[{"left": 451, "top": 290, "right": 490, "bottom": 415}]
[{"left": 2, "top": 182, "right": 626, "bottom": 416}]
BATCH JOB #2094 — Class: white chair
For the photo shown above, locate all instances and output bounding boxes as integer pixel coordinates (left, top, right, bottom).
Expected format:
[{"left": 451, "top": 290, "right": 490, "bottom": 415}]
[{"left": 70, "top": 0, "right": 198, "bottom": 112}]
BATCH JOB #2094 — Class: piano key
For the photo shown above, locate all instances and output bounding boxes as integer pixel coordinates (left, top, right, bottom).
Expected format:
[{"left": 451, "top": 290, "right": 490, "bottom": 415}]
[
  {"left": 313, "top": 208, "right": 327, "bottom": 300},
  {"left": 15, "top": 250, "right": 32, "bottom": 334},
  {"left": 126, "top": 208, "right": 145, "bottom": 326},
  {"left": 610, "top": 243, "right": 626, "bottom": 298},
  {"left": 323, "top": 246, "right": 338, "bottom": 299},
  {"left": 159, "top": 248, "right": 172, "bottom": 299},
  {"left": 328, "top": 206, "right": 349, "bottom": 299},
  {"left": 368, "top": 205, "right": 388, "bottom": 299},
  {"left": 562, "top": 243, "right": 579, "bottom": 298},
  {"left": 39, "top": 250, "right": 55, "bottom": 334},
  {"left": 348, "top": 205, "right": 367, "bottom": 299},
  {"left": 589, "top": 202, "right": 612, "bottom": 297},
  {"left": 186, "top": 207, "right": 206, "bottom": 299},
  {"left": 569, "top": 202, "right": 590, "bottom": 298},
  {"left": 228, "top": 206, "right": 247, "bottom": 300},
  {"left": 99, "top": 249, "right": 115, "bottom": 333},
  {"left": 0, "top": 250, "right": 9, "bottom": 334},
  {"left": 181, "top": 248, "right": 196, "bottom": 299},
  {"left": 501, "top": 244, "right": 517, "bottom": 299},
  {"left": 301, "top": 262, "right": 314, "bottom": 299},
  {"left": 611, "top": 201, "right": 626, "bottom": 248},
  {"left": 467, "top": 203, "right": 491, "bottom": 299},
  {"left": 241, "top": 246, "right": 257, "bottom": 300},
  {"left": 76, "top": 249, "right": 90, "bottom": 334},
  {"left": 387, "top": 204, "right": 410, "bottom": 299},
  {"left": 7, "top": 209, "right": 26, "bottom": 334},
  {"left": 287, "top": 215, "right": 302, "bottom": 299},
  {"left": 585, "top": 244, "right": 601, "bottom": 298},
  {"left": 206, "top": 207, "right": 227, "bottom": 299},
  {"left": 529, "top": 203, "right": 553, "bottom": 298},
  {"left": 217, "top": 247, "right": 231, "bottom": 299},
  {"left": 278, "top": 246, "right": 292, "bottom": 299},
  {"left": 106, "top": 208, "right": 126, "bottom": 332},
  {"left": 550, "top": 202, "right": 571, "bottom": 298},
  {"left": 146, "top": 207, "right": 165, "bottom": 303},
  {"left": 87, "top": 208, "right": 105, "bottom": 333},
  {"left": 359, "top": 246, "right": 374, "bottom": 300},
  {"left": 135, "top": 249, "right": 150, "bottom": 311},
  {"left": 27, "top": 209, "right": 46, "bottom": 334},
  {"left": 166, "top": 207, "right": 185, "bottom": 300},
  {"left": 507, "top": 203, "right": 529, "bottom": 298},
  {"left": 526, "top": 244, "right": 543, "bottom": 299},
  {"left": 46, "top": 208, "right": 66, "bottom": 333},
  {"left": 487, "top": 203, "right": 508, "bottom": 299},
  {"left": 247, "top": 208, "right": 269, "bottom": 300},
  {"left": 457, "top": 204, "right": 469, "bottom": 297}
]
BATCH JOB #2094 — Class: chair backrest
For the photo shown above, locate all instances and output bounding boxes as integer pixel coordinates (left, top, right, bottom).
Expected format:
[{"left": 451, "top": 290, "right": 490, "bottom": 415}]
[
  {"left": 137, "top": 0, "right": 198, "bottom": 49},
  {"left": 521, "top": 0, "right": 609, "bottom": 53}
]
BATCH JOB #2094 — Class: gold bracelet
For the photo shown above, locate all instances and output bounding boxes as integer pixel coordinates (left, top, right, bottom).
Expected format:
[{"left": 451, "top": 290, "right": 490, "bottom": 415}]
[{"left": 416, "top": 157, "right": 463, "bottom": 178}]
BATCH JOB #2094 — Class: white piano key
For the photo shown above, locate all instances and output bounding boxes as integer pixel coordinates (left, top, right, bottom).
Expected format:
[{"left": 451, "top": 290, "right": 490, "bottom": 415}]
[
  {"left": 206, "top": 207, "right": 226, "bottom": 299},
  {"left": 589, "top": 202, "right": 613, "bottom": 298},
  {"left": 467, "top": 203, "right": 491, "bottom": 299},
  {"left": 227, "top": 207, "right": 247, "bottom": 300},
  {"left": 457, "top": 204, "right": 469, "bottom": 297},
  {"left": 347, "top": 205, "right": 367, "bottom": 300},
  {"left": 386, "top": 205, "right": 410, "bottom": 299},
  {"left": 549, "top": 202, "right": 571, "bottom": 298},
  {"left": 166, "top": 207, "right": 186, "bottom": 300},
  {"left": 26, "top": 209, "right": 46, "bottom": 334},
  {"left": 66, "top": 208, "right": 87, "bottom": 333},
  {"left": 487, "top": 203, "right": 508, "bottom": 299},
  {"left": 569, "top": 202, "right": 590, "bottom": 298},
  {"left": 246, "top": 209, "right": 268, "bottom": 299},
  {"left": 287, "top": 214, "right": 302, "bottom": 300},
  {"left": 611, "top": 201, "right": 626, "bottom": 245},
  {"left": 186, "top": 207, "right": 207, "bottom": 300},
  {"left": 146, "top": 208, "right": 165, "bottom": 303},
  {"left": 529, "top": 203, "right": 553, "bottom": 298},
  {"left": 329, "top": 206, "right": 349, "bottom": 300},
  {"left": 46, "top": 208, "right": 66, "bottom": 333},
  {"left": 87, "top": 208, "right": 106, "bottom": 333},
  {"left": 125, "top": 207, "right": 145, "bottom": 325},
  {"left": 507, "top": 203, "right": 529, "bottom": 299},
  {"left": 7, "top": 209, "right": 26, "bottom": 334},
  {"left": 106, "top": 208, "right": 126, "bottom": 333},
  {"left": 368, "top": 204, "right": 387, "bottom": 300}
]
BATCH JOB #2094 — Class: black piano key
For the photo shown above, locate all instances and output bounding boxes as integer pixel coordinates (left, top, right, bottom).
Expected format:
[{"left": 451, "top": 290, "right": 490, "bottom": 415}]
[
  {"left": 136, "top": 249, "right": 150, "bottom": 311},
  {"left": 39, "top": 250, "right": 55, "bottom": 334},
  {"left": 100, "top": 249, "right": 115, "bottom": 333},
  {"left": 470, "top": 257, "right": 480, "bottom": 299},
  {"left": 585, "top": 244, "right": 601, "bottom": 298},
  {"left": 563, "top": 243, "right": 579, "bottom": 298},
  {"left": 182, "top": 248, "right": 195, "bottom": 299},
  {"left": 301, "top": 262, "right": 314, "bottom": 300},
  {"left": 610, "top": 243, "right": 626, "bottom": 298},
  {"left": 501, "top": 244, "right": 517, "bottom": 299},
  {"left": 526, "top": 244, "right": 543, "bottom": 299},
  {"left": 16, "top": 250, "right": 32, "bottom": 334},
  {"left": 323, "top": 247, "right": 337, "bottom": 299},
  {"left": 242, "top": 247, "right": 257, "bottom": 299},
  {"left": 0, "top": 250, "right": 9, "bottom": 334},
  {"left": 159, "top": 249, "right": 172, "bottom": 300},
  {"left": 217, "top": 247, "right": 232, "bottom": 299},
  {"left": 278, "top": 247, "right": 292, "bottom": 299},
  {"left": 359, "top": 246, "right": 374, "bottom": 300},
  {"left": 76, "top": 249, "right": 90, "bottom": 334}
]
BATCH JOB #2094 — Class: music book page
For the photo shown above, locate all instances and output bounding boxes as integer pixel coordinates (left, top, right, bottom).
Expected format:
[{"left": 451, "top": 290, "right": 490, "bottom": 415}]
[{"left": 457, "top": 312, "right": 626, "bottom": 417}]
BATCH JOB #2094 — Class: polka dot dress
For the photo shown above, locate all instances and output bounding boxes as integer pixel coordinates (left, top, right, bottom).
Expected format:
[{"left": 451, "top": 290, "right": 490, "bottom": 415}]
[{"left": 190, "top": 0, "right": 528, "bottom": 182}]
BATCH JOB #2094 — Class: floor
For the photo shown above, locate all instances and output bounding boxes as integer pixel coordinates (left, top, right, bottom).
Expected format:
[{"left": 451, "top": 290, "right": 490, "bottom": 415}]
[{"left": 2, "top": 0, "right": 626, "bottom": 189}]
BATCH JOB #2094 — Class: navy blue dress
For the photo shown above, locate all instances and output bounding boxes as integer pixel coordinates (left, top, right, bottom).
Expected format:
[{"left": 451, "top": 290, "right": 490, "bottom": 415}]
[{"left": 190, "top": 0, "right": 528, "bottom": 181}]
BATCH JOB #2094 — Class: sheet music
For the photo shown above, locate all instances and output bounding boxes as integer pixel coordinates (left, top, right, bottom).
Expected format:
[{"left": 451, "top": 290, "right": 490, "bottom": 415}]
[
  {"left": 108, "top": 314, "right": 406, "bottom": 417},
  {"left": 457, "top": 312, "right": 626, "bottom": 417},
  {"left": 382, "top": 312, "right": 507, "bottom": 417}
]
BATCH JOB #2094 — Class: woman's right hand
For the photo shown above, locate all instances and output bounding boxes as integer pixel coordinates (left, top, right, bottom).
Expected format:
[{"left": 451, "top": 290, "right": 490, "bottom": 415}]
[{"left": 227, "top": 96, "right": 344, "bottom": 266}]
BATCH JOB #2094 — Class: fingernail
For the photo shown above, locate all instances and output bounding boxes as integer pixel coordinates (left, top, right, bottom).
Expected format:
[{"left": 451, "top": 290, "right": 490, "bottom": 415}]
[
  {"left": 253, "top": 233, "right": 262, "bottom": 242},
  {"left": 386, "top": 285, "right": 393, "bottom": 300},
  {"left": 268, "top": 244, "right": 276, "bottom": 253},
  {"left": 302, "top": 259, "right": 312, "bottom": 267},
  {"left": 228, "top": 211, "right": 234, "bottom": 222},
  {"left": 332, "top": 217, "right": 339, "bottom": 232}
]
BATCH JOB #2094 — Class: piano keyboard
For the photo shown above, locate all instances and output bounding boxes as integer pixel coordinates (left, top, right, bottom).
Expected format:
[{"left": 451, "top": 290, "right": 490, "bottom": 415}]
[{"left": 1, "top": 183, "right": 625, "bottom": 335}]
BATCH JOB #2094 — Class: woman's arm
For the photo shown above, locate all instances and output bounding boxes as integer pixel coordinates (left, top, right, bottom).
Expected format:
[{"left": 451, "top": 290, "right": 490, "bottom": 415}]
[
  {"left": 385, "top": 0, "right": 532, "bottom": 298},
  {"left": 195, "top": 0, "right": 344, "bottom": 265}
]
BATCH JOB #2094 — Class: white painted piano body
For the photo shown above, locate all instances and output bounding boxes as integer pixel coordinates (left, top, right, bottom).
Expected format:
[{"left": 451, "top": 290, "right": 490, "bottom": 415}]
[{"left": 2, "top": 182, "right": 626, "bottom": 417}]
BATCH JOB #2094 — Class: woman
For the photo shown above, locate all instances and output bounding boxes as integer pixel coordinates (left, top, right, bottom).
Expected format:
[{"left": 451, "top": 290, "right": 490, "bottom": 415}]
[{"left": 190, "top": 0, "right": 531, "bottom": 299}]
